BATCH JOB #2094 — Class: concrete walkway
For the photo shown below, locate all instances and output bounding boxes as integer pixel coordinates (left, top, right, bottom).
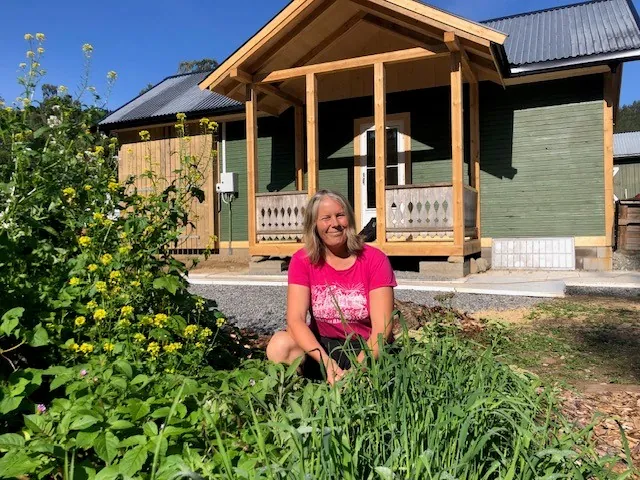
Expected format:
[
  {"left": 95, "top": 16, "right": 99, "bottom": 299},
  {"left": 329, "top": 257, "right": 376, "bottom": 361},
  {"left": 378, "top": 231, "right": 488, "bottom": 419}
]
[{"left": 188, "top": 269, "right": 640, "bottom": 299}]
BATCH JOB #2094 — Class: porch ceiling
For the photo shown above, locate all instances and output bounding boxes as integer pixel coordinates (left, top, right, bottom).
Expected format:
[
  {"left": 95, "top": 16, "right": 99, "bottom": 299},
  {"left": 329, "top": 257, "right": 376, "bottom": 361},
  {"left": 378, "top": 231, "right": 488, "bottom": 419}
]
[{"left": 199, "top": 0, "right": 507, "bottom": 114}]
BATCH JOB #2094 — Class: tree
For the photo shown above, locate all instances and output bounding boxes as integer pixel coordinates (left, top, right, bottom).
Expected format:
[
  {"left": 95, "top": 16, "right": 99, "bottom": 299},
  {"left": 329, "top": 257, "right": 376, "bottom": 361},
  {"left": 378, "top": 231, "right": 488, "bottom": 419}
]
[
  {"left": 615, "top": 100, "right": 640, "bottom": 133},
  {"left": 139, "top": 83, "right": 154, "bottom": 95},
  {"left": 177, "top": 58, "right": 218, "bottom": 74},
  {"left": 41, "top": 83, "right": 59, "bottom": 100}
]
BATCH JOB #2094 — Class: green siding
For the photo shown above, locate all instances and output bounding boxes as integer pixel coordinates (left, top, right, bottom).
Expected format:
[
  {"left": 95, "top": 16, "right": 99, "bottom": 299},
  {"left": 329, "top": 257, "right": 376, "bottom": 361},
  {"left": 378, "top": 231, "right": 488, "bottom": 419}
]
[
  {"left": 480, "top": 75, "right": 605, "bottom": 238},
  {"left": 614, "top": 157, "right": 640, "bottom": 200}
]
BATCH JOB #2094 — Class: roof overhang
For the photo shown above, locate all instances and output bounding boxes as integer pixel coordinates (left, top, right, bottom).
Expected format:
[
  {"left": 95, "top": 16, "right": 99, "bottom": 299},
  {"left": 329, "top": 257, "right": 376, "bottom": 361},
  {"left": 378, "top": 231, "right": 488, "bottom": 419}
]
[
  {"left": 510, "top": 48, "right": 640, "bottom": 77},
  {"left": 199, "top": 0, "right": 507, "bottom": 112}
]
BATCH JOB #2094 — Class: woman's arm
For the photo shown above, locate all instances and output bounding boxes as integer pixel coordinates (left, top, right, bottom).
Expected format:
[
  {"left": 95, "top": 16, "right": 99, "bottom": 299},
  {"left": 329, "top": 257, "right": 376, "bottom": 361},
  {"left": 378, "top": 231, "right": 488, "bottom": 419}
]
[
  {"left": 357, "top": 286, "right": 394, "bottom": 363},
  {"left": 287, "top": 284, "right": 344, "bottom": 384}
]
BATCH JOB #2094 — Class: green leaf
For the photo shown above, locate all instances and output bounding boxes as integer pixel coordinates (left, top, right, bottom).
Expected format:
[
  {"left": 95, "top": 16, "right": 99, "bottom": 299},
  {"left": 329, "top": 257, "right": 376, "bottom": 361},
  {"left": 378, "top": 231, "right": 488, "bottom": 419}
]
[
  {"left": 375, "top": 467, "right": 395, "bottom": 479},
  {"left": 152, "top": 275, "right": 181, "bottom": 295},
  {"left": 33, "top": 125, "right": 48, "bottom": 138},
  {"left": 150, "top": 407, "right": 170, "bottom": 419},
  {"left": 127, "top": 399, "right": 150, "bottom": 422},
  {"left": 109, "top": 420, "right": 134, "bottom": 430},
  {"left": 0, "top": 451, "right": 38, "bottom": 478},
  {"left": 0, "top": 433, "right": 25, "bottom": 449},
  {"left": 119, "top": 435, "right": 147, "bottom": 448},
  {"left": 94, "top": 431, "right": 119, "bottom": 464},
  {"left": 1, "top": 307, "right": 23, "bottom": 336},
  {"left": 75, "top": 430, "right": 100, "bottom": 450},
  {"left": 70, "top": 414, "right": 100, "bottom": 431},
  {"left": 143, "top": 421, "right": 158, "bottom": 437},
  {"left": 113, "top": 360, "right": 132, "bottom": 379},
  {"left": 0, "top": 396, "right": 23, "bottom": 415},
  {"left": 130, "top": 374, "right": 149, "bottom": 386},
  {"left": 119, "top": 445, "right": 148, "bottom": 477},
  {"left": 94, "top": 465, "right": 120, "bottom": 480},
  {"left": 24, "top": 414, "right": 48, "bottom": 433},
  {"left": 29, "top": 324, "right": 49, "bottom": 347}
]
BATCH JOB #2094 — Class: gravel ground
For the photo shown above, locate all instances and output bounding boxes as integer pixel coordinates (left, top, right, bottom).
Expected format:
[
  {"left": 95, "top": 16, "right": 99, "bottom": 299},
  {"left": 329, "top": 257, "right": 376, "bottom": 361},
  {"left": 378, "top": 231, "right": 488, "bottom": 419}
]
[
  {"left": 565, "top": 286, "right": 640, "bottom": 299},
  {"left": 189, "top": 284, "right": 545, "bottom": 335}
]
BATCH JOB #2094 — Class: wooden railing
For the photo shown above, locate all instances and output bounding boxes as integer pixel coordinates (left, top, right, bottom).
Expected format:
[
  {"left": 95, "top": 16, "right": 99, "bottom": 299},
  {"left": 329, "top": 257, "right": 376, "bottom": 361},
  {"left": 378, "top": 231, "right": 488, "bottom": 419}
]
[
  {"left": 256, "top": 191, "right": 307, "bottom": 242},
  {"left": 385, "top": 184, "right": 477, "bottom": 241}
]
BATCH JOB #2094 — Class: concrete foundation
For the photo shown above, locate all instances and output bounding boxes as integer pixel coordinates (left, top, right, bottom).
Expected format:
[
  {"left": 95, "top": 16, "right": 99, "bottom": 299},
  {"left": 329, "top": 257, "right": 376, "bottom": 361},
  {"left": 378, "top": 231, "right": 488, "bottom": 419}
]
[
  {"left": 419, "top": 258, "right": 470, "bottom": 279},
  {"left": 249, "top": 257, "right": 287, "bottom": 274},
  {"left": 485, "top": 245, "right": 613, "bottom": 271}
]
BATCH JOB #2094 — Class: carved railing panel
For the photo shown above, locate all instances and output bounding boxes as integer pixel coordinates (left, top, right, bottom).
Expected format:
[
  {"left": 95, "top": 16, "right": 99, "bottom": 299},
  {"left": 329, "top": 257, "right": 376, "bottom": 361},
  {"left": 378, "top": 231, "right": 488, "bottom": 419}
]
[
  {"left": 256, "top": 191, "right": 307, "bottom": 242},
  {"left": 385, "top": 185, "right": 454, "bottom": 241}
]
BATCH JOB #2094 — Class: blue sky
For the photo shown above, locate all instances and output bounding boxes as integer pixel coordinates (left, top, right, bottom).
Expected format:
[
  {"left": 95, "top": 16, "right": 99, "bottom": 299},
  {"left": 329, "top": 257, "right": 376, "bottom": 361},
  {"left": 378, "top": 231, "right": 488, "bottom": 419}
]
[{"left": 1, "top": 0, "right": 639, "bottom": 110}]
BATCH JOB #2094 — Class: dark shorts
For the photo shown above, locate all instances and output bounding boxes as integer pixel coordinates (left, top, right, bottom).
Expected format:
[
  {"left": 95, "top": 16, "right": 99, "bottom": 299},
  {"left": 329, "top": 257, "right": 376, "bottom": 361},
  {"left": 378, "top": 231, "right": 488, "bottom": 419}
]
[{"left": 301, "top": 335, "right": 366, "bottom": 381}]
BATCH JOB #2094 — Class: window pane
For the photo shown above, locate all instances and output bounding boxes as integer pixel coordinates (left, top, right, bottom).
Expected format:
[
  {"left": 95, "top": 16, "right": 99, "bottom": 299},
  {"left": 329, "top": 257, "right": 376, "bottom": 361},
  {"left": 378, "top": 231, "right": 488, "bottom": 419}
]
[
  {"left": 367, "top": 131, "right": 375, "bottom": 168},
  {"left": 367, "top": 169, "right": 376, "bottom": 209},
  {"left": 386, "top": 166, "right": 398, "bottom": 186},
  {"left": 387, "top": 128, "right": 398, "bottom": 166}
]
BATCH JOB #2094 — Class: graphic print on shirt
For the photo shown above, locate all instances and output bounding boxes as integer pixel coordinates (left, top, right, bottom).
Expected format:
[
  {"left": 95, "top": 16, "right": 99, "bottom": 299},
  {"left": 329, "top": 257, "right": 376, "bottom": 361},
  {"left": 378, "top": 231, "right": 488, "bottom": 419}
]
[{"left": 310, "top": 284, "right": 368, "bottom": 325}]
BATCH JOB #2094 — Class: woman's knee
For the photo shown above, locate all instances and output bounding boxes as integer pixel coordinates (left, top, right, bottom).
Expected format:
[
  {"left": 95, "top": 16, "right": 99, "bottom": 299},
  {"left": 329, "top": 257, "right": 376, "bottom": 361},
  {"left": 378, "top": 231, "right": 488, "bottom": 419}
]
[{"left": 266, "top": 330, "right": 302, "bottom": 364}]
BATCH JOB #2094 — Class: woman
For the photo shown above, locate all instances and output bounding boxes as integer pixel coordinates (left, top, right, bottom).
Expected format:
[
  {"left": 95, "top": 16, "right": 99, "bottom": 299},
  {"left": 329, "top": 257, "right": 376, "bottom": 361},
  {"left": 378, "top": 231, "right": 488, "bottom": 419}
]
[{"left": 266, "top": 190, "right": 396, "bottom": 385}]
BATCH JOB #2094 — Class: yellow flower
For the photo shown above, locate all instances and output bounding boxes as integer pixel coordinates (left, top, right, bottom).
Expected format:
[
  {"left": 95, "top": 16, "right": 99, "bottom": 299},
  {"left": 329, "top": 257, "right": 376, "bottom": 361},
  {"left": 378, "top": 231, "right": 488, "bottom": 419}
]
[
  {"left": 103, "top": 342, "right": 115, "bottom": 352},
  {"left": 19, "top": 62, "right": 27, "bottom": 69},
  {"left": 37, "top": 47, "right": 44, "bottom": 54},
  {"left": 153, "top": 313, "right": 168, "bottom": 327},
  {"left": 176, "top": 113, "right": 186, "bottom": 121},
  {"left": 174, "top": 123, "right": 184, "bottom": 131},
  {"left": 107, "top": 181, "right": 119, "bottom": 191},
  {"left": 87, "top": 264, "right": 98, "bottom": 273},
  {"left": 74, "top": 316, "right": 86, "bottom": 327},
  {"left": 36, "top": 33, "right": 45, "bottom": 41},
  {"left": 139, "top": 130, "right": 150, "bottom": 141},
  {"left": 195, "top": 342, "right": 204, "bottom": 349},
  {"left": 195, "top": 297, "right": 205, "bottom": 312},
  {"left": 69, "top": 277, "right": 81, "bottom": 286},
  {"left": 207, "top": 121, "right": 218, "bottom": 132},
  {"left": 147, "top": 342, "right": 160, "bottom": 357},
  {"left": 117, "top": 318, "right": 131, "bottom": 328},
  {"left": 26, "top": 50, "right": 35, "bottom": 58},
  {"left": 103, "top": 219, "right": 114, "bottom": 228},
  {"left": 92, "top": 212, "right": 104, "bottom": 222},
  {"left": 107, "top": 71, "right": 117, "bottom": 80},
  {"left": 78, "top": 236, "right": 92, "bottom": 247},
  {"left": 100, "top": 254, "right": 113, "bottom": 265},
  {"left": 119, "top": 232, "right": 128, "bottom": 240},
  {"left": 84, "top": 185, "right": 92, "bottom": 191},
  {"left": 130, "top": 280, "right": 141, "bottom": 288},
  {"left": 199, "top": 117, "right": 209, "bottom": 126},
  {"left": 24, "top": 33, "right": 34, "bottom": 40},
  {"left": 200, "top": 327, "right": 213, "bottom": 339},
  {"left": 95, "top": 281, "right": 107, "bottom": 293},
  {"left": 58, "top": 85, "right": 68, "bottom": 94},
  {"left": 163, "top": 342, "right": 183, "bottom": 354},
  {"left": 184, "top": 325, "right": 198, "bottom": 337},
  {"left": 121, "top": 305, "right": 134, "bottom": 317},
  {"left": 82, "top": 43, "right": 93, "bottom": 53},
  {"left": 109, "top": 270, "right": 121, "bottom": 281},
  {"left": 216, "top": 317, "right": 226, "bottom": 328},
  {"left": 79, "top": 343, "right": 94, "bottom": 354},
  {"left": 63, "top": 187, "right": 76, "bottom": 197},
  {"left": 141, "top": 316, "right": 153, "bottom": 326},
  {"left": 93, "top": 309, "right": 107, "bottom": 321},
  {"left": 118, "top": 245, "right": 132, "bottom": 255},
  {"left": 69, "top": 342, "right": 79, "bottom": 352},
  {"left": 87, "top": 300, "right": 98, "bottom": 310},
  {"left": 133, "top": 333, "right": 146, "bottom": 343}
]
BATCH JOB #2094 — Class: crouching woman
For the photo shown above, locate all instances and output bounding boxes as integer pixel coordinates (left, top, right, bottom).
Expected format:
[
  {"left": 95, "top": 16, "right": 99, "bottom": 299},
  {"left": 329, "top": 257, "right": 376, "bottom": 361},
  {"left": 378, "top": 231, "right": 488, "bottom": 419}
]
[{"left": 266, "top": 190, "right": 397, "bottom": 385}]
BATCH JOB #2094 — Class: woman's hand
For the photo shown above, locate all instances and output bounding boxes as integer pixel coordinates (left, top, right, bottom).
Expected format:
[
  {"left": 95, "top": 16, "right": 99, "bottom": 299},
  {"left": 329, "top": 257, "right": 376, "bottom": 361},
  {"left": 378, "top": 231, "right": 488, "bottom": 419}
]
[{"left": 324, "top": 357, "right": 345, "bottom": 386}]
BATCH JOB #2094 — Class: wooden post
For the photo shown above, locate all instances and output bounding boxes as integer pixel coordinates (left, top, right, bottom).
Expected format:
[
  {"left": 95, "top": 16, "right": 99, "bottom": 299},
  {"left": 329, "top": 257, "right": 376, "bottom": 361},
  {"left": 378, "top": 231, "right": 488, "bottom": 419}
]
[
  {"left": 246, "top": 84, "right": 259, "bottom": 248},
  {"left": 470, "top": 79, "right": 480, "bottom": 238},
  {"left": 604, "top": 72, "right": 615, "bottom": 248},
  {"left": 294, "top": 105, "right": 305, "bottom": 190},
  {"left": 450, "top": 52, "right": 465, "bottom": 249},
  {"left": 306, "top": 73, "right": 319, "bottom": 197},
  {"left": 374, "top": 62, "right": 387, "bottom": 244}
]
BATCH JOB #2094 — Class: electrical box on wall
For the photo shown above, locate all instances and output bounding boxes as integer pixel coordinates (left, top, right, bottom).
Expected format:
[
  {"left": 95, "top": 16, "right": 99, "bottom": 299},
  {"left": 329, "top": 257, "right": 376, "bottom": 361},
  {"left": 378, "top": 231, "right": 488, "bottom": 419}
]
[{"left": 216, "top": 172, "right": 238, "bottom": 194}]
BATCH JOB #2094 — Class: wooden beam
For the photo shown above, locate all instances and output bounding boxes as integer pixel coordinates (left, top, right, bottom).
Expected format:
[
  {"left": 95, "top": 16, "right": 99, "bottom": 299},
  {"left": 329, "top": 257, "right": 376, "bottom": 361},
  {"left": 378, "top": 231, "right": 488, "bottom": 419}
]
[
  {"left": 374, "top": 62, "right": 387, "bottom": 245},
  {"left": 503, "top": 65, "right": 610, "bottom": 86},
  {"left": 230, "top": 68, "right": 254, "bottom": 84},
  {"left": 231, "top": 68, "right": 302, "bottom": 107},
  {"left": 361, "top": 14, "right": 447, "bottom": 52},
  {"left": 292, "top": 12, "right": 366, "bottom": 68},
  {"left": 295, "top": 105, "right": 305, "bottom": 190},
  {"left": 470, "top": 62, "right": 501, "bottom": 84},
  {"left": 604, "top": 72, "right": 615, "bottom": 248},
  {"left": 444, "top": 32, "right": 477, "bottom": 84},
  {"left": 450, "top": 52, "right": 465, "bottom": 249},
  {"left": 257, "top": 47, "right": 448, "bottom": 83},
  {"left": 469, "top": 80, "right": 481, "bottom": 238},
  {"left": 306, "top": 73, "right": 319, "bottom": 197},
  {"left": 380, "top": 242, "right": 460, "bottom": 257},
  {"left": 246, "top": 85, "right": 259, "bottom": 248}
]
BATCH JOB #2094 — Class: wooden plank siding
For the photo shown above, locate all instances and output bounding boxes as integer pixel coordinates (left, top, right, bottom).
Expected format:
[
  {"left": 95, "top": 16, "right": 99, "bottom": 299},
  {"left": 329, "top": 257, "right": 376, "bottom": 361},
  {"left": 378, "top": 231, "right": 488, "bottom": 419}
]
[{"left": 614, "top": 157, "right": 640, "bottom": 200}]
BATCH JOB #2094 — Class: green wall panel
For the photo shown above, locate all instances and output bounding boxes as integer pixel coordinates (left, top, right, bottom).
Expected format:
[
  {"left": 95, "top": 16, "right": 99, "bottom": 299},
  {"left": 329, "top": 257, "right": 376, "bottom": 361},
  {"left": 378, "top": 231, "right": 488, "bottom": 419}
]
[{"left": 614, "top": 157, "right": 640, "bottom": 200}]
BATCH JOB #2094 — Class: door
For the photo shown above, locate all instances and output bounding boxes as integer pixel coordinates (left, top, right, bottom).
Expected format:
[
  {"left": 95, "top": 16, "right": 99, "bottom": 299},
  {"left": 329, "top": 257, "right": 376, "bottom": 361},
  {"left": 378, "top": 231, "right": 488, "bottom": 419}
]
[{"left": 359, "top": 122, "right": 405, "bottom": 231}]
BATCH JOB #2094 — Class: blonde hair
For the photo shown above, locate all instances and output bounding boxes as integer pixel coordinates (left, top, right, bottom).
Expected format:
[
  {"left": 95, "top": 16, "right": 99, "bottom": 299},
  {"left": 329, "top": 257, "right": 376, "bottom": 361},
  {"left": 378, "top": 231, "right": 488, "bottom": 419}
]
[{"left": 303, "top": 190, "right": 364, "bottom": 264}]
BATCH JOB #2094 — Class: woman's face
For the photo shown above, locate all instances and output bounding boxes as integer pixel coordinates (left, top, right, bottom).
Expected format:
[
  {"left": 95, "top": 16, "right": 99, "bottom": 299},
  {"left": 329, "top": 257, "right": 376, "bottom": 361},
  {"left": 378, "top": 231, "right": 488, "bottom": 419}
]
[{"left": 316, "top": 197, "right": 349, "bottom": 250}]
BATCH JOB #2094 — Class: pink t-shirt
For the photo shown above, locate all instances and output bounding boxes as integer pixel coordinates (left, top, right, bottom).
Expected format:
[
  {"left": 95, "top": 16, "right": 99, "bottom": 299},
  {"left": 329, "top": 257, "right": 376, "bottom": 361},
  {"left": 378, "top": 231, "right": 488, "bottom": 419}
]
[{"left": 288, "top": 245, "right": 397, "bottom": 340}]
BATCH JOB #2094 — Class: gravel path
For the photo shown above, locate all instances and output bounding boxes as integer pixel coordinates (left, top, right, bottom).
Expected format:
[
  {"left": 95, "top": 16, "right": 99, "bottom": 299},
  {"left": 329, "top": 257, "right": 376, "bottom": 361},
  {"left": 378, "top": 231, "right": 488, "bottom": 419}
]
[{"left": 189, "top": 284, "right": 544, "bottom": 335}]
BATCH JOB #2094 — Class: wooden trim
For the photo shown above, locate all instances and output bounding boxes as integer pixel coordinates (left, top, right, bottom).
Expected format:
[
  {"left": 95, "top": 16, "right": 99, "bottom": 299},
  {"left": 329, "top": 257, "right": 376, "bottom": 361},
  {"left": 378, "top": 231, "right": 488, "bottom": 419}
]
[
  {"left": 470, "top": 62, "right": 502, "bottom": 84},
  {"left": 463, "top": 239, "right": 481, "bottom": 256},
  {"left": 374, "top": 62, "right": 387, "bottom": 244},
  {"left": 504, "top": 65, "right": 610, "bottom": 86},
  {"left": 306, "top": 73, "right": 319, "bottom": 196},
  {"left": 232, "top": 68, "right": 303, "bottom": 107},
  {"left": 353, "top": 112, "right": 411, "bottom": 230},
  {"left": 111, "top": 113, "right": 262, "bottom": 134},
  {"left": 603, "top": 72, "right": 615, "bottom": 248},
  {"left": 380, "top": 241, "right": 459, "bottom": 257},
  {"left": 257, "top": 47, "right": 448, "bottom": 83},
  {"left": 444, "top": 32, "right": 477, "bottom": 84},
  {"left": 450, "top": 52, "right": 465, "bottom": 248},
  {"left": 613, "top": 64, "right": 623, "bottom": 124},
  {"left": 250, "top": 243, "right": 303, "bottom": 257},
  {"left": 246, "top": 85, "right": 259, "bottom": 248},
  {"left": 222, "top": 240, "right": 250, "bottom": 249},
  {"left": 469, "top": 80, "right": 480, "bottom": 238},
  {"left": 295, "top": 106, "right": 305, "bottom": 190},
  {"left": 481, "top": 237, "right": 610, "bottom": 248}
]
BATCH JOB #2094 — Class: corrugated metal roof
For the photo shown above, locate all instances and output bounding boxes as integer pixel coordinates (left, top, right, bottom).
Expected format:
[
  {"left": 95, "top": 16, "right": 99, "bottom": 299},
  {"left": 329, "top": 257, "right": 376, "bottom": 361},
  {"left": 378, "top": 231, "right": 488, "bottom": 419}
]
[
  {"left": 615, "top": 131, "right": 640, "bottom": 158},
  {"left": 99, "top": 70, "right": 242, "bottom": 127},
  {"left": 482, "top": 0, "right": 640, "bottom": 67}
]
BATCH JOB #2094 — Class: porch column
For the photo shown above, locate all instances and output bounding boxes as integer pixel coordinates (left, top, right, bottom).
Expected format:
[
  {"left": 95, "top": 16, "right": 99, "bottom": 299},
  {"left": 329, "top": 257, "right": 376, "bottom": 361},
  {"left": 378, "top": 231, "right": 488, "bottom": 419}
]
[
  {"left": 245, "top": 84, "right": 259, "bottom": 248},
  {"left": 306, "top": 73, "right": 319, "bottom": 197},
  {"left": 294, "top": 105, "right": 305, "bottom": 191},
  {"left": 374, "top": 62, "right": 387, "bottom": 244},
  {"left": 470, "top": 79, "right": 480, "bottom": 238},
  {"left": 450, "top": 52, "right": 465, "bottom": 249}
]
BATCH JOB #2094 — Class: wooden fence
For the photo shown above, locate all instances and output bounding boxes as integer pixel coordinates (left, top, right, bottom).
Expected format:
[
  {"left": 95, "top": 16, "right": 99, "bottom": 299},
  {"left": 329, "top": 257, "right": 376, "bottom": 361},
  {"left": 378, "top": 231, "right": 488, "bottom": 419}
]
[{"left": 617, "top": 200, "right": 640, "bottom": 251}]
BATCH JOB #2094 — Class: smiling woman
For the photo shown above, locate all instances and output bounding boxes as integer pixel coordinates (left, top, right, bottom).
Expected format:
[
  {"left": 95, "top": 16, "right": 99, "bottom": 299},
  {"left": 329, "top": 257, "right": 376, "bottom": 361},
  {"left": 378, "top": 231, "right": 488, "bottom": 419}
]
[{"left": 266, "top": 190, "right": 397, "bottom": 385}]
